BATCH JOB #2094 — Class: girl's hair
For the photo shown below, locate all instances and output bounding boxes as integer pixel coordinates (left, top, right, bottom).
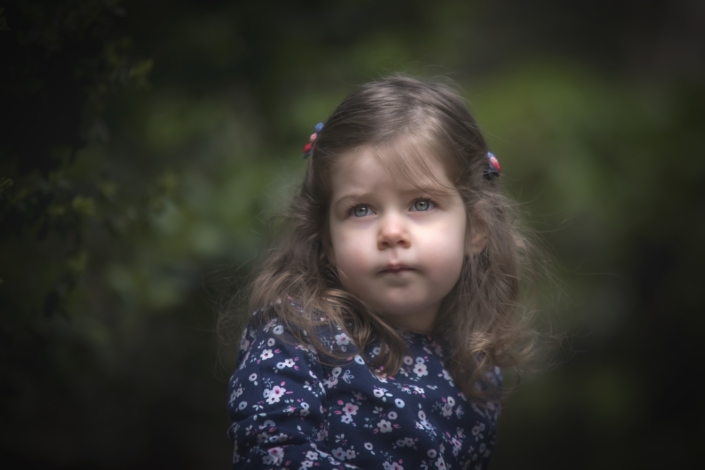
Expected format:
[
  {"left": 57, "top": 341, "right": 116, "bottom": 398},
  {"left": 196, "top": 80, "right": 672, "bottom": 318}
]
[{"left": 237, "top": 76, "right": 537, "bottom": 401}]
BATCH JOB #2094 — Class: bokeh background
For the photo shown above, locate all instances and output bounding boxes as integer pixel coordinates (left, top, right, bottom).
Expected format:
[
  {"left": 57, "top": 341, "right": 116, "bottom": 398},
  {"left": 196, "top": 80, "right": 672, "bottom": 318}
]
[{"left": 2, "top": 0, "right": 704, "bottom": 468}]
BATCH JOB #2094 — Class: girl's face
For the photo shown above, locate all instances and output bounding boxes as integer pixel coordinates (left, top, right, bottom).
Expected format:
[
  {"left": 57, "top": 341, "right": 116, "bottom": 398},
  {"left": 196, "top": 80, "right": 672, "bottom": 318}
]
[{"left": 326, "top": 148, "right": 469, "bottom": 334}]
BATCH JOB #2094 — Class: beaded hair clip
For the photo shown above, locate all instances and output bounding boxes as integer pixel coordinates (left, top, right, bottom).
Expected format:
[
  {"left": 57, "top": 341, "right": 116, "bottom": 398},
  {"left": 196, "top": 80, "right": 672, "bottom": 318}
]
[
  {"left": 303, "top": 122, "right": 324, "bottom": 158},
  {"left": 484, "top": 152, "right": 502, "bottom": 180}
]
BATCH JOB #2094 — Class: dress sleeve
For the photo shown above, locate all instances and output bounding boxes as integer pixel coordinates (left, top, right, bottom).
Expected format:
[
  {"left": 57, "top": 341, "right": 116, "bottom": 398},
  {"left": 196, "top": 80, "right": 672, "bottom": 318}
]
[{"left": 227, "top": 319, "right": 358, "bottom": 469}]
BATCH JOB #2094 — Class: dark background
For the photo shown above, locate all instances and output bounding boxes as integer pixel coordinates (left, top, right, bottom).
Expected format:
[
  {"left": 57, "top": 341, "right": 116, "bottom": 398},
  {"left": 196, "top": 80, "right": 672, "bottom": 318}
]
[{"left": 1, "top": 0, "right": 704, "bottom": 468}]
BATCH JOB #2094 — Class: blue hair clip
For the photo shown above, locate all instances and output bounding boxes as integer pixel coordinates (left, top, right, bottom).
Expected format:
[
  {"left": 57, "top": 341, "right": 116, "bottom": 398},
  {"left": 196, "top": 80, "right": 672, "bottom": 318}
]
[
  {"left": 303, "top": 122, "right": 324, "bottom": 158},
  {"left": 484, "top": 152, "right": 501, "bottom": 180}
]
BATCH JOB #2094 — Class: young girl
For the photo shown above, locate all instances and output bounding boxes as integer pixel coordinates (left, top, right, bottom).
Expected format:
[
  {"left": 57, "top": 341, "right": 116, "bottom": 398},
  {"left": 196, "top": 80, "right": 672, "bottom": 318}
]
[{"left": 226, "top": 76, "right": 535, "bottom": 470}]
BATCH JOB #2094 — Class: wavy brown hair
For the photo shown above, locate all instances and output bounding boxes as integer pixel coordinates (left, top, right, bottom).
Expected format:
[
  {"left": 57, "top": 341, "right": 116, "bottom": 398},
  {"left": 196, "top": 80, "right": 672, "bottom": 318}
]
[{"left": 226, "top": 76, "right": 538, "bottom": 401}]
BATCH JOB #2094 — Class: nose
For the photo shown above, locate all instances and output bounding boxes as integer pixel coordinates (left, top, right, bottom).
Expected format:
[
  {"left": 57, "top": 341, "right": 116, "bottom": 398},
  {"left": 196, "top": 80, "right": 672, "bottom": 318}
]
[{"left": 377, "top": 213, "right": 411, "bottom": 250}]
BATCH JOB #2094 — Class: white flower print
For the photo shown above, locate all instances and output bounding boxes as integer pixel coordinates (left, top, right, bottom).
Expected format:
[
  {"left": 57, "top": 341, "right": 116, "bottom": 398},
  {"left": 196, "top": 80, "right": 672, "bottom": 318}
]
[
  {"left": 266, "top": 447, "right": 284, "bottom": 465},
  {"left": 413, "top": 362, "right": 428, "bottom": 377},
  {"left": 276, "top": 358, "right": 295, "bottom": 369},
  {"left": 354, "top": 354, "right": 365, "bottom": 364},
  {"left": 341, "top": 414, "right": 353, "bottom": 424},
  {"left": 260, "top": 349, "right": 273, "bottom": 360},
  {"left": 395, "top": 398, "right": 405, "bottom": 408},
  {"left": 237, "top": 401, "right": 247, "bottom": 410},
  {"left": 267, "top": 338, "right": 275, "bottom": 347},
  {"left": 378, "top": 419, "right": 392, "bottom": 433},
  {"left": 264, "top": 385, "right": 286, "bottom": 404},
  {"left": 428, "top": 449, "right": 437, "bottom": 458},
  {"left": 300, "top": 402, "right": 310, "bottom": 416},
  {"left": 248, "top": 373, "right": 257, "bottom": 381},
  {"left": 447, "top": 397, "right": 455, "bottom": 406},
  {"left": 403, "top": 356, "right": 413, "bottom": 365},
  {"left": 364, "top": 442, "right": 373, "bottom": 450},
  {"left": 373, "top": 387, "right": 386, "bottom": 398},
  {"left": 346, "top": 449, "right": 356, "bottom": 460},
  {"left": 335, "top": 333, "right": 350, "bottom": 346},
  {"left": 273, "top": 325, "right": 284, "bottom": 335},
  {"left": 434, "top": 456, "right": 447, "bottom": 469},
  {"left": 388, "top": 411, "right": 397, "bottom": 420},
  {"left": 391, "top": 463, "right": 404, "bottom": 470},
  {"left": 305, "top": 451, "right": 318, "bottom": 461},
  {"left": 332, "top": 448, "right": 346, "bottom": 460}
]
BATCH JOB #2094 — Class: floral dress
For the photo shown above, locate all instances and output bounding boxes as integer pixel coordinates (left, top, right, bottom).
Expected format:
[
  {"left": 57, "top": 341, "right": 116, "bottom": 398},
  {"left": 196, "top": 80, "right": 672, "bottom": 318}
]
[{"left": 227, "top": 313, "right": 501, "bottom": 470}]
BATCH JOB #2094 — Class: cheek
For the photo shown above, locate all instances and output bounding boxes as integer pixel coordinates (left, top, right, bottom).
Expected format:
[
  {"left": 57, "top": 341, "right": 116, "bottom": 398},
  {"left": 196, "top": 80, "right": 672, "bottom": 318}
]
[{"left": 334, "top": 241, "right": 368, "bottom": 273}]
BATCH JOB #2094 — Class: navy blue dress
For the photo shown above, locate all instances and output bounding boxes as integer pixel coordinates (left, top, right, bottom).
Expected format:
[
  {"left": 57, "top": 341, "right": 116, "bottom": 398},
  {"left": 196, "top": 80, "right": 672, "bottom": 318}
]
[{"left": 227, "top": 313, "right": 501, "bottom": 470}]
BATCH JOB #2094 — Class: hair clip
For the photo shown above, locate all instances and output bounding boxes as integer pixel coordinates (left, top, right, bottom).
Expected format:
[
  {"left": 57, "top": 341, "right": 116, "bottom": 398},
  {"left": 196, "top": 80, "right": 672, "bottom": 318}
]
[
  {"left": 484, "top": 151, "right": 501, "bottom": 180},
  {"left": 303, "top": 122, "right": 324, "bottom": 159}
]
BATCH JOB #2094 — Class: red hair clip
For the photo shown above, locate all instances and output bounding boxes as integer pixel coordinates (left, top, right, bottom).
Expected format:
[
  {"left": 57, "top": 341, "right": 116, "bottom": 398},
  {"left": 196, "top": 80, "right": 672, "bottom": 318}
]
[
  {"left": 303, "top": 122, "right": 324, "bottom": 158},
  {"left": 484, "top": 152, "right": 501, "bottom": 180}
]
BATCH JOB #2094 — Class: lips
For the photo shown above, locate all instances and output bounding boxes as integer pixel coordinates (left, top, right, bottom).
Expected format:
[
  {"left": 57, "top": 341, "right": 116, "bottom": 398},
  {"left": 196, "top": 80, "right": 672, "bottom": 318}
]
[{"left": 379, "top": 264, "right": 414, "bottom": 274}]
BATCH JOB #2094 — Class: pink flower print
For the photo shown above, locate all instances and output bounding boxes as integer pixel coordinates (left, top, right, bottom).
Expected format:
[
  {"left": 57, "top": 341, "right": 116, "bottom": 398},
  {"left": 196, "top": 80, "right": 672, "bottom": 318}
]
[
  {"left": 260, "top": 349, "right": 273, "bottom": 360},
  {"left": 442, "top": 404, "right": 453, "bottom": 417},
  {"left": 413, "top": 362, "right": 428, "bottom": 377},
  {"left": 264, "top": 385, "right": 286, "bottom": 404},
  {"left": 342, "top": 403, "right": 359, "bottom": 415},
  {"left": 335, "top": 333, "right": 350, "bottom": 346},
  {"left": 378, "top": 419, "right": 392, "bottom": 433},
  {"left": 391, "top": 462, "right": 404, "bottom": 470},
  {"left": 332, "top": 447, "right": 346, "bottom": 460}
]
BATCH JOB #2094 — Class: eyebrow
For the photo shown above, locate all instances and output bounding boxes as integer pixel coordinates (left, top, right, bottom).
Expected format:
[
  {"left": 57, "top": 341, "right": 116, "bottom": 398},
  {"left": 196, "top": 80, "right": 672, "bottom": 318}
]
[{"left": 332, "top": 185, "right": 456, "bottom": 208}]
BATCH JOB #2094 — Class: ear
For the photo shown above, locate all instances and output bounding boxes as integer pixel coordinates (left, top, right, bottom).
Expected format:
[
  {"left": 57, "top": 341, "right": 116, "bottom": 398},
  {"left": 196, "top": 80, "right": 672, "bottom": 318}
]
[{"left": 466, "top": 216, "right": 489, "bottom": 257}]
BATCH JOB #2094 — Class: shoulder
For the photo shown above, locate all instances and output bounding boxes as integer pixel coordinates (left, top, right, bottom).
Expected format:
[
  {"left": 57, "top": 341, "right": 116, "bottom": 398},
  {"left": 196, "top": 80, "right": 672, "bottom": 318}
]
[{"left": 235, "top": 311, "right": 318, "bottom": 370}]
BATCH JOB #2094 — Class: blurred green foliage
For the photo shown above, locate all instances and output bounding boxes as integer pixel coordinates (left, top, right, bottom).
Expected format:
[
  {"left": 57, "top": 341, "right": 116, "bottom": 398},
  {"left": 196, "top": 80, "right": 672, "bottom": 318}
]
[{"left": 1, "top": 0, "right": 704, "bottom": 469}]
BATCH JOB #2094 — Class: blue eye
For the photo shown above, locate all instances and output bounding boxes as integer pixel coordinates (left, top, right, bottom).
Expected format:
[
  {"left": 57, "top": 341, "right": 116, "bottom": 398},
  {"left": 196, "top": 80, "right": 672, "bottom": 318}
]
[
  {"left": 412, "top": 199, "right": 434, "bottom": 211},
  {"left": 352, "top": 205, "right": 370, "bottom": 217}
]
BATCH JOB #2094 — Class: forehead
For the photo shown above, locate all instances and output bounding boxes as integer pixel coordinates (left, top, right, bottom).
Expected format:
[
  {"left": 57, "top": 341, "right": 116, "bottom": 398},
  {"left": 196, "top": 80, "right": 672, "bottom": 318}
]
[{"left": 329, "top": 139, "right": 457, "bottom": 195}]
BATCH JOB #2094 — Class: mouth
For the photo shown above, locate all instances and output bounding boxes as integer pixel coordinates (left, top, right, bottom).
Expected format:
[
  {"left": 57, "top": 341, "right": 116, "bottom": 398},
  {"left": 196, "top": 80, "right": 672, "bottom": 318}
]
[{"left": 379, "top": 264, "right": 414, "bottom": 274}]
